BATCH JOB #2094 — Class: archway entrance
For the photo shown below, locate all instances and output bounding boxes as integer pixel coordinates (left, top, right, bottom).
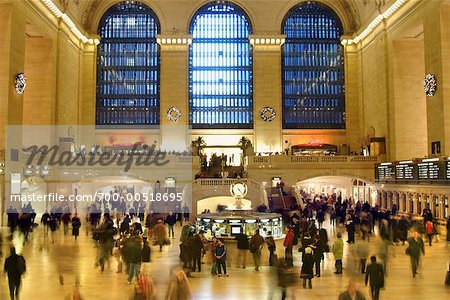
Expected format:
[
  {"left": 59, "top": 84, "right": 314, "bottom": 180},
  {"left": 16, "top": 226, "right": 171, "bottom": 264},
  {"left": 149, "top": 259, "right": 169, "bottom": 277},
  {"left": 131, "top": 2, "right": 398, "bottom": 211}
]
[{"left": 296, "top": 176, "right": 378, "bottom": 205}]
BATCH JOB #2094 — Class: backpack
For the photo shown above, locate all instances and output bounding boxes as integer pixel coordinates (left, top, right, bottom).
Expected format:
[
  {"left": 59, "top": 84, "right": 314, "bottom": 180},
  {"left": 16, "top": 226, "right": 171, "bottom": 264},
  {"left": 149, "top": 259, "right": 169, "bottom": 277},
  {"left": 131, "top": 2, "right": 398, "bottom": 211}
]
[{"left": 292, "top": 235, "right": 299, "bottom": 246}]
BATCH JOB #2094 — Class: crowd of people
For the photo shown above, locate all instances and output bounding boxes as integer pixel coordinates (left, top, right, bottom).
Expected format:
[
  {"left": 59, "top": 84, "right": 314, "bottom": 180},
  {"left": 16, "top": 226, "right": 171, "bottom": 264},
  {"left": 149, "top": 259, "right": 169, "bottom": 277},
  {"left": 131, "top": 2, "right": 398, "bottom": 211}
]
[{"left": 1, "top": 191, "right": 450, "bottom": 300}]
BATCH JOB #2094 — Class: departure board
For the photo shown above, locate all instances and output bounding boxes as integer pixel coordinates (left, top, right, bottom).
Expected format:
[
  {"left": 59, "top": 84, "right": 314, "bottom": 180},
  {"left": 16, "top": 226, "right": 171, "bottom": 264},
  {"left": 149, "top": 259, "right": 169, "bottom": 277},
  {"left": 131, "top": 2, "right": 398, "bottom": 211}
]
[
  {"left": 446, "top": 161, "right": 450, "bottom": 180},
  {"left": 376, "top": 164, "right": 395, "bottom": 182},
  {"left": 395, "top": 163, "right": 415, "bottom": 180},
  {"left": 417, "top": 161, "right": 441, "bottom": 180}
]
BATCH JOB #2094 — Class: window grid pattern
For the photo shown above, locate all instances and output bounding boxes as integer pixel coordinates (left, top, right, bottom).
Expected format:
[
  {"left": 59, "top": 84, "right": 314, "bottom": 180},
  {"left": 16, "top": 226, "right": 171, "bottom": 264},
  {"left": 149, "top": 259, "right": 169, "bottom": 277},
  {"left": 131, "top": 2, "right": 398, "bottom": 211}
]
[
  {"left": 189, "top": 2, "right": 253, "bottom": 129},
  {"left": 282, "top": 2, "right": 345, "bottom": 129},
  {"left": 96, "top": 1, "right": 160, "bottom": 126}
]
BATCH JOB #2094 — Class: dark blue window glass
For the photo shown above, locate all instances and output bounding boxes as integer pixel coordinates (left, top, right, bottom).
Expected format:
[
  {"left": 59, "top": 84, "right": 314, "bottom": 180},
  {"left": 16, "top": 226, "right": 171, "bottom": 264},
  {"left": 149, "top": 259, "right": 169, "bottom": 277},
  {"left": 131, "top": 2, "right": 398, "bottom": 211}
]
[
  {"left": 189, "top": 1, "right": 253, "bottom": 129},
  {"left": 282, "top": 2, "right": 345, "bottom": 129},
  {"left": 96, "top": 1, "right": 160, "bottom": 126}
]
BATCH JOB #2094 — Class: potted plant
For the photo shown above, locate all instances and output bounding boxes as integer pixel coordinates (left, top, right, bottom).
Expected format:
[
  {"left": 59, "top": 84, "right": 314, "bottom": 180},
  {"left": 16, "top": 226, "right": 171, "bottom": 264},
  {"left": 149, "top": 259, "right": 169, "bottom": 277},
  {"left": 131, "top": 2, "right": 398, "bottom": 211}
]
[{"left": 191, "top": 136, "right": 206, "bottom": 156}]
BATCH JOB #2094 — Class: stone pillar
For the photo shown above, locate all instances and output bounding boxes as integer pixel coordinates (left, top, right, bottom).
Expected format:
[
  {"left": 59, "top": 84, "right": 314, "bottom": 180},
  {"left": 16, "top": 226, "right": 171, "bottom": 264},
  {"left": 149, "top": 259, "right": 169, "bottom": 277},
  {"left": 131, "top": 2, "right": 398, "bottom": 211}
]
[
  {"left": 250, "top": 35, "right": 284, "bottom": 153},
  {"left": 81, "top": 43, "right": 97, "bottom": 125},
  {"left": 157, "top": 35, "right": 191, "bottom": 150},
  {"left": 412, "top": 193, "right": 419, "bottom": 215},
  {"left": 0, "top": 1, "right": 27, "bottom": 226},
  {"left": 399, "top": 192, "right": 405, "bottom": 213},
  {"left": 423, "top": 3, "right": 450, "bottom": 156},
  {"left": 342, "top": 41, "right": 361, "bottom": 151}
]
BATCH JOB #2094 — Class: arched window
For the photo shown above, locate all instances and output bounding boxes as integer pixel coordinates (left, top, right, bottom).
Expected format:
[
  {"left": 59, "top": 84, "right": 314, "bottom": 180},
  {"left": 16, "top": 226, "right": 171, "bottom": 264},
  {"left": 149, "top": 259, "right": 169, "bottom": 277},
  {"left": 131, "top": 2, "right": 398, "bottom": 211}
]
[
  {"left": 189, "top": 1, "right": 253, "bottom": 129},
  {"left": 96, "top": 1, "right": 160, "bottom": 126},
  {"left": 282, "top": 2, "right": 345, "bottom": 129}
]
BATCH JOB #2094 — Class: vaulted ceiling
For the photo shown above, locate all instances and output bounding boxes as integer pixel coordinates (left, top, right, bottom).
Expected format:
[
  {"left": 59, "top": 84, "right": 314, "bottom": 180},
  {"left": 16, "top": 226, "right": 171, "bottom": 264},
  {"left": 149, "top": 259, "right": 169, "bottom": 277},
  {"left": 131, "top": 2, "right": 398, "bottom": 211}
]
[{"left": 56, "top": 0, "right": 397, "bottom": 34}]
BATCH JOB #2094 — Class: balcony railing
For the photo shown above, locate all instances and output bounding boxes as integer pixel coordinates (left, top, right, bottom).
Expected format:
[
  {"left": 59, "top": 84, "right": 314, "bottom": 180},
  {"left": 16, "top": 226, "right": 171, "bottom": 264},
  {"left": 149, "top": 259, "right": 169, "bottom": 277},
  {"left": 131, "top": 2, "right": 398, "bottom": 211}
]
[{"left": 250, "top": 155, "right": 382, "bottom": 166}]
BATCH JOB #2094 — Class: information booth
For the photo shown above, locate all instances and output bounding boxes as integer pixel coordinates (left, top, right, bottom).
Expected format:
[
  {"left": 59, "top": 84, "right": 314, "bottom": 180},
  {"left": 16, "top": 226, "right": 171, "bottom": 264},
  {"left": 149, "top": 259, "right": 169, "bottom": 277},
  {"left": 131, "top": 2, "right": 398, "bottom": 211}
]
[{"left": 195, "top": 213, "right": 283, "bottom": 240}]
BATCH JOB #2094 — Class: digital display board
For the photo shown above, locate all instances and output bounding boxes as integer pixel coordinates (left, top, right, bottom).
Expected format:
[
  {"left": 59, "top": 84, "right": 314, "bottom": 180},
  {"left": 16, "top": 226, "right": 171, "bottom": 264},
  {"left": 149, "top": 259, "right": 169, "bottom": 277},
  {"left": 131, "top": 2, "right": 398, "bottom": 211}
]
[
  {"left": 395, "top": 163, "right": 415, "bottom": 180},
  {"left": 417, "top": 161, "right": 442, "bottom": 180},
  {"left": 446, "top": 161, "right": 450, "bottom": 180},
  {"left": 376, "top": 164, "right": 395, "bottom": 182}
]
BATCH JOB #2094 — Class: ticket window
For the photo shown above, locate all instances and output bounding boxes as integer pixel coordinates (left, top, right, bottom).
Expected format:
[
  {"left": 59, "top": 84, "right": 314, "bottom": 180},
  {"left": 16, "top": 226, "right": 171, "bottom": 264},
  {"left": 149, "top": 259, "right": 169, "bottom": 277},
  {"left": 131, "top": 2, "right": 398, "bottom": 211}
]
[
  {"left": 417, "top": 198, "right": 422, "bottom": 215},
  {"left": 432, "top": 197, "right": 439, "bottom": 219},
  {"left": 444, "top": 197, "right": 449, "bottom": 218},
  {"left": 212, "top": 221, "right": 228, "bottom": 237}
]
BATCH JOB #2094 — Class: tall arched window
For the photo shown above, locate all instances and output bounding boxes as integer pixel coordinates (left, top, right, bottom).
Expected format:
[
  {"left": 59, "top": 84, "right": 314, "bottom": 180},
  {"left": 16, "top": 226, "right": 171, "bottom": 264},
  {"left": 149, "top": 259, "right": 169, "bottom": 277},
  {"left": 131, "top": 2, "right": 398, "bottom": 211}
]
[
  {"left": 96, "top": 1, "right": 160, "bottom": 126},
  {"left": 189, "top": 1, "right": 253, "bottom": 129},
  {"left": 282, "top": 2, "right": 345, "bottom": 129}
]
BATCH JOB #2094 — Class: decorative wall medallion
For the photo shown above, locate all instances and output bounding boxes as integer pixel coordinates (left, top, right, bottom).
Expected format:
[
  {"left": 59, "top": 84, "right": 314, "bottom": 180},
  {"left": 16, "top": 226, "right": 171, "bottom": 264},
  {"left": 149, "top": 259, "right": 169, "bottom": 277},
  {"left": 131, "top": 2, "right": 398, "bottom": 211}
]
[
  {"left": 167, "top": 107, "right": 181, "bottom": 122},
  {"left": 260, "top": 107, "right": 276, "bottom": 122},
  {"left": 14, "top": 73, "right": 26, "bottom": 94},
  {"left": 424, "top": 74, "right": 437, "bottom": 97}
]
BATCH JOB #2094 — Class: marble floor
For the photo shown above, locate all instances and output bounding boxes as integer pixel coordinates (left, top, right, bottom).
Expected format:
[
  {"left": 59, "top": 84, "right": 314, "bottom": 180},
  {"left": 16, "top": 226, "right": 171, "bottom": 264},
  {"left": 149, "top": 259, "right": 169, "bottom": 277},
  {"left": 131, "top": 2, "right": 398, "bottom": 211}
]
[{"left": 1, "top": 222, "right": 449, "bottom": 300}]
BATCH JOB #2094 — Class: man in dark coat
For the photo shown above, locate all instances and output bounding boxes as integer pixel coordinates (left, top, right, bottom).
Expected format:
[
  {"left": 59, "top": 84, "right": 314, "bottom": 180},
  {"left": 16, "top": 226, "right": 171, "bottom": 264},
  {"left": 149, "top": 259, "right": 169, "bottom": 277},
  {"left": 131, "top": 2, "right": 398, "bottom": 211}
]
[
  {"left": 249, "top": 229, "right": 265, "bottom": 271},
  {"left": 365, "top": 256, "right": 384, "bottom": 300},
  {"left": 406, "top": 231, "right": 425, "bottom": 277},
  {"left": 4, "top": 247, "right": 26, "bottom": 300},
  {"left": 235, "top": 232, "right": 249, "bottom": 268}
]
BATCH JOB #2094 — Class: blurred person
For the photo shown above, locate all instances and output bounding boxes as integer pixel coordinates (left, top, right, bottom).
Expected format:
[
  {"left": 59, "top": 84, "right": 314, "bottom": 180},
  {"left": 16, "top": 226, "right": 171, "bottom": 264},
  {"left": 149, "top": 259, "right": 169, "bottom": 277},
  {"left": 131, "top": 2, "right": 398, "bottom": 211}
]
[
  {"left": 300, "top": 247, "right": 314, "bottom": 289},
  {"left": 235, "top": 232, "right": 249, "bottom": 268},
  {"left": 333, "top": 232, "right": 344, "bottom": 274},
  {"left": 249, "top": 229, "right": 265, "bottom": 271},
  {"left": 276, "top": 258, "right": 299, "bottom": 300},
  {"left": 180, "top": 232, "right": 193, "bottom": 274},
  {"left": 338, "top": 281, "right": 367, "bottom": 300},
  {"left": 311, "top": 234, "right": 325, "bottom": 277},
  {"left": 166, "top": 267, "right": 192, "bottom": 300},
  {"left": 365, "top": 256, "right": 384, "bottom": 300},
  {"left": 447, "top": 216, "right": 450, "bottom": 241},
  {"left": 41, "top": 211, "right": 51, "bottom": 237},
  {"left": 355, "top": 239, "right": 369, "bottom": 274},
  {"left": 61, "top": 211, "right": 71, "bottom": 235},
  {"left": 153, "top": 219, "right": 167, "bottom": 252},
  {"left": 214, "top": 239, "right": 228, "bottom": 277},
  {"left": 49, "top": 215, "right": 58, "bottom": 244},
  {"left": 191, "top": 232, "right": 204, "bottom": 272},
  {"left": 71, "top": 213, "right": 81, "bottom": 241},
  {"left": 3, "top": 247, "right": 26, "bottom": 300},
  {"left": 126, "top": 233, "right": 143, "bottom": 284},
  {"left": 209, "top": 237, "right": 218, "bottom": 275},
  {"left": 406, "top": 231, "right": 425, "bottom": 277},
  {"left": 165, "top": 212, "right": 177, "bottom": 239},
  {"left": 142, "top": 240, "right": 151, "bottom": 265},
  {"left": 265, "top": 231, "right": 277, "bottom": 267},
  {"left": 425, "top": 221, "right": 434, "bottom": 246},
  {"left": 398, "top": 216, "right": 409, "bottom": 245},
  {"left": 283, "top": 226, "right": 295, "bottom": 267}
]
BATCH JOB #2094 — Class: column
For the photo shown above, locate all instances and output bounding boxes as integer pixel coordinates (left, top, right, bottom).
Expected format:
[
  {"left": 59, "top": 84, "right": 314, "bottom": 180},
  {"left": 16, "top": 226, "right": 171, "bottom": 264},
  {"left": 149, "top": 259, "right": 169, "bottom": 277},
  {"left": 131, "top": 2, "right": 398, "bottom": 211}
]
[
  {"left": 423, "top": 2, "right": 450, "bottom": 155},
  {"left": 81, "top": 43, "right": 97, "bottom": 125},
  {"left": 342, "top": 40, "right": 361, "bottom": 151},
  {"left": 399, "top": 192, "right": 405, "bottom": 213},
  {"left": 157, "top": 35, "right": 191, "bottom": 150},
  {"left": 412, "top": 193, "right": 419, "bottom": 215},
  {"left": 250, "top": 35, "right": 284, "bottom": 153},
  {"left": 0, "top": 0, "right": 26, "bottom": 225}
]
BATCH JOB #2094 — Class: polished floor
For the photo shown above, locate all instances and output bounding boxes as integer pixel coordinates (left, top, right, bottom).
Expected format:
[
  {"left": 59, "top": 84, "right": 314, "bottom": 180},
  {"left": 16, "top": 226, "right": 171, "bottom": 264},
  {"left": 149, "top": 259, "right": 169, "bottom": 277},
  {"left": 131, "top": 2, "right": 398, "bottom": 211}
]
[{"left": 1, "top": 221, "right": 449, "bottom": 300}]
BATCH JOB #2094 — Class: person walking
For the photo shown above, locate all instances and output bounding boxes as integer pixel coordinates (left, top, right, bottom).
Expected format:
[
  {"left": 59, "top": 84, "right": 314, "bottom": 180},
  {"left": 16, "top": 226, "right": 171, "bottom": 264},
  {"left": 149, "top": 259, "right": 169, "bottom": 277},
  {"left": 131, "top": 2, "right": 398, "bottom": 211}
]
[
  {"left": 249, "top": 229, "right": 265, "bottom": 271},
  {"left": 209, "top": 237, "right": 218, "bottom": 275},
  {"left": 71, "top": 213, "right": 81, "bottom": 241},
  {"left": 355, "top": 239, "right": 369, "bottom": 274},
  {"left": 165, "top": 212, "right": 177, "bottom": 239},
  {"left": 4, "top": 247, "right": 26, "bottom": 300},
  {"left": 153, "top": 219, "right": 167, "bottom": 252},
  {"left": 425, "top": 221, "right": 434, "bottom": 246},
  {"left": 333, "top": 232, "right": 344, "bottom": 274},
  {"left": 235, "top": 232, "right": 249, "bottom": 268},
  {"left": 300, "top": 247, "right": 314, "bottom": 289},
  {"left": 126, "top": 234, "right": 143, "bottom": 284},
  {"left": 446, "top": 216, "right": 450, "bottom": 242},
  {"left": 214, "top": 239, "right": 228, "bottom": 277},
  {"left": 191, "top": 233, "right": 204, "bottom": 272},
  {"left": 365, "top": 256, "right": 384, "bottom": 300},
  {"left": 283, "top": 226, "right": 295, "bottom": 267},
  {"left": 406, "top": 231, "right": 425, "bottom": 277},
  {"left": 265, "top": 231, "right": 277, "bottom": 266}
]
